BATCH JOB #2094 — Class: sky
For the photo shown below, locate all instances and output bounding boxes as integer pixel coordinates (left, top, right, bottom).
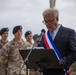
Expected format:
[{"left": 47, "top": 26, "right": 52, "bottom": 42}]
[{"left": 0, "top": 0, "right": 76, "bottom": 40}]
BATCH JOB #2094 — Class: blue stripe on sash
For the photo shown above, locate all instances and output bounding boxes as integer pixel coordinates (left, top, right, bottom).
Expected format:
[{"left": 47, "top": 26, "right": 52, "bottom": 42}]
[{"left": 47, "top": 30, "right": 62, "bottom": 60}]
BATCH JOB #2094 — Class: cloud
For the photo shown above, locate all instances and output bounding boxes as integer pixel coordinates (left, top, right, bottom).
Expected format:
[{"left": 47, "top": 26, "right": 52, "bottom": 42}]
[{"left": 0, "top": 0, "right": 76, "bottom": 40}]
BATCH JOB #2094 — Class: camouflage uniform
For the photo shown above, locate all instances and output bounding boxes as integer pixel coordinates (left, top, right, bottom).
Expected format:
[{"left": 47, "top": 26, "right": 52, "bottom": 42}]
[
  {"left": 0, "top": 40, "right": 8, "bottom": 75},
  {"left": 69, "top": 61, "right": 76, "bottom": 75},
  {"left": 29, "top": 69, "right": 40, "bottom": 75},
  {"left": 1, "top": 39, "right": 30, "bottom": 75}
]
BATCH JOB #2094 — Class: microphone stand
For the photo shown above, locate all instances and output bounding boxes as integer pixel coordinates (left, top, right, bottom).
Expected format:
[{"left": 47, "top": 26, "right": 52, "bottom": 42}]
[{"left": 18, "top": 37, "right": 41, "bottom": 75}]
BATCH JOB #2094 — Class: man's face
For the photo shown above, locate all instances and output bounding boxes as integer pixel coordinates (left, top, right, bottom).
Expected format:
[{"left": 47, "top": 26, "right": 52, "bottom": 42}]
[
  {"left": 1, "top": 32, "right": 8, "bottom": 40},
  {"left": 43, "top": 13, "right": 58, "bottom": 32},
  {"left": 14, "top": 29, "right": 22, "bottom": 38},
  {"left": 26, "top": 34, "right": 33, "bottom": 42}
]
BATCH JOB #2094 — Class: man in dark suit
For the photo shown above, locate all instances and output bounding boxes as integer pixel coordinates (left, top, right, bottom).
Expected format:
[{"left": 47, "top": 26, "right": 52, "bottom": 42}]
[{"left": 38, "top": 8, "right": 76, "bottom": 75}]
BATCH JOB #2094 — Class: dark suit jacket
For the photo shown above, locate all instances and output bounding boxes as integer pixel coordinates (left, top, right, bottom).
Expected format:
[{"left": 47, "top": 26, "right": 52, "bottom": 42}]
[{"left": 38, "top": 25, "right": 76, "bottom": 75}]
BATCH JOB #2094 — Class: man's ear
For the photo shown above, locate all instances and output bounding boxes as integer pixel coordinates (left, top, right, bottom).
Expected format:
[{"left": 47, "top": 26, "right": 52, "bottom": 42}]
[{"left": 56, "top": 16, "right": 59, "bottom": 22}]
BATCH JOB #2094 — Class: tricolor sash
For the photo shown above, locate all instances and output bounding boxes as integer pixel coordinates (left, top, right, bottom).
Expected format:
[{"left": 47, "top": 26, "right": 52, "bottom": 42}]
[
  {"left": 43, "top": 30, "right": 62, "bottom": 60},
  {"left": 43, "top": 30, "right": 70, "bottom": 75}
]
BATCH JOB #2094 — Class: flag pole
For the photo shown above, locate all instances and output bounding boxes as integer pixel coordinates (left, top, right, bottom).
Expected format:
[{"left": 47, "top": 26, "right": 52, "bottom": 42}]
[{"left": 49, "top": 0, "right": 56, "bottom": 8}]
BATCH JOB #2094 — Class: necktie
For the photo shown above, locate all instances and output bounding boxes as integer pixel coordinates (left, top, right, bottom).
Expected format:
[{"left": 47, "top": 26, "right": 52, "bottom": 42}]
[{"left": 51, "top": 32, "right": 54, "bottom": 40}]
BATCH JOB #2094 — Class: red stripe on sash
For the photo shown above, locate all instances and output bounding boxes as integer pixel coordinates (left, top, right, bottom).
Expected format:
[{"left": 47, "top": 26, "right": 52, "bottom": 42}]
[
  {"left": 43, "top": 33, "right": 50, "bottom": 49},
  {"left": 68, "top": 70, "right": 71, "bottom": 75}
]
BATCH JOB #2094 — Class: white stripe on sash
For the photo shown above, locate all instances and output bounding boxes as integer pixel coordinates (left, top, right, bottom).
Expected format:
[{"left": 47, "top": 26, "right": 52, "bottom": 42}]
[{"left": 45, "top": 32, "right": 54, "bottom": 50}]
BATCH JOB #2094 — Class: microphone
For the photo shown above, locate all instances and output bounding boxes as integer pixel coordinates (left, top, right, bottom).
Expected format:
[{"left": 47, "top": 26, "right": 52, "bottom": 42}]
[
  {"left": 40, "top": 29, "right": 45, "bottom": 36},
  {"left": 38, "top": 30, "right": 45, "bottom": 44},
  {"left": 40, "top": 29, "right": 45, "bottom": 37},
  {"left": 39, "top": 32, "right": 44, "bottom": 37},
  {"left": 36, "top": 29, "right": 45, "bottom": 44}
]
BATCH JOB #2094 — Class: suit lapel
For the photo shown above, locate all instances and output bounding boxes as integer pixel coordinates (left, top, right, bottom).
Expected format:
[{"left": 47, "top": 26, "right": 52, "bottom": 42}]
[{"left": 54, "top": 25, "right": 63, "bottom": 42}]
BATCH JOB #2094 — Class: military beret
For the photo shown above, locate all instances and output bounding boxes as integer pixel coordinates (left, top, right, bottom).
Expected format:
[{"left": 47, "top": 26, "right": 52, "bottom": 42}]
[
  {"left": 0, "top": 27, "right": 9, "bottom": 35},
  {"left": 25, "top": 30, "right": 32, "bottom": 37},
  {"left": 13, "top": 25, "right": 22, "bottom": 34}
]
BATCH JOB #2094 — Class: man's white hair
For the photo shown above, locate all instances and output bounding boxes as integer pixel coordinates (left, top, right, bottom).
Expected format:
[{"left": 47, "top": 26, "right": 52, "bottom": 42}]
[{"left": 42, "top": 8, "right": 59, "bottom": 18}]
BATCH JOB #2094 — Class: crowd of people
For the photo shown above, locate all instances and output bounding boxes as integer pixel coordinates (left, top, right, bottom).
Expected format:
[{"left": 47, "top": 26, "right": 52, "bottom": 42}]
[
  {"left": 0, "top": 7, "right": 76, "bottom": 75},
  {"left": 0, "top": 25, "right": 45, "bottom": 75}
]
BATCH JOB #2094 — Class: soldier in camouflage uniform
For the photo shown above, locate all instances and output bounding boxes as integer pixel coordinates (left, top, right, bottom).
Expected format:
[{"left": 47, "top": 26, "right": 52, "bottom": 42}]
[
  {"left": 25, "top": 30, "right": 33, "bottom": 47},
  {"left": 0, "top": 27, "right": 9, "bottom": 75},
  {"left": 25, "top": 31, "right": 40, "bottom": 75},
  {"left": 0, "top": 25, "right": 30, "bottom": 75}
]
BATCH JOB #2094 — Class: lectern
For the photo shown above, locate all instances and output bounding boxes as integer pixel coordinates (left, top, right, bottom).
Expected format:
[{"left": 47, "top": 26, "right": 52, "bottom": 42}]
[{"left": 19, "top": 49, "right": 62, "bottom": 74}]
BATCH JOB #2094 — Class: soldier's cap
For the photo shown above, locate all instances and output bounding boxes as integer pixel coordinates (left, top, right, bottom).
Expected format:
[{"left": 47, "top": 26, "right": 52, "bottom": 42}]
[
  {"left": 0, "top": 27, "right": 9, "bottom": 35},
  {"left": 25, "top": 30, "right": 32, "bottom": 37},
  {"left": 13, "top": 25, "right": 22, "bottom": 34}
]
